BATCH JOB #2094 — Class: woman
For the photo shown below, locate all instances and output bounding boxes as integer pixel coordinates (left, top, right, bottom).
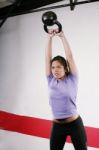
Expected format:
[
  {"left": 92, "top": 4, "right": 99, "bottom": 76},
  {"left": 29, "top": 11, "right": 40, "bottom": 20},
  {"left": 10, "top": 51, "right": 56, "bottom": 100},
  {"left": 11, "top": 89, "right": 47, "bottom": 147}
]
[{"left": 45, "top": 29, "right": 87, "bottom": 150}]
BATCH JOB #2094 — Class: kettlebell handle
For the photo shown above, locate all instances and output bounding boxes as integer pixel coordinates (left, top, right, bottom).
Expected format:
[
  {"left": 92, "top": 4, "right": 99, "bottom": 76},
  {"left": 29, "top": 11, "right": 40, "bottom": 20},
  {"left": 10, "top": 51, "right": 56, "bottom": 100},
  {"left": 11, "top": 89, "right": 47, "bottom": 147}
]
[{"left": 44, "top": 20, "right": 62, "bottom": 33}]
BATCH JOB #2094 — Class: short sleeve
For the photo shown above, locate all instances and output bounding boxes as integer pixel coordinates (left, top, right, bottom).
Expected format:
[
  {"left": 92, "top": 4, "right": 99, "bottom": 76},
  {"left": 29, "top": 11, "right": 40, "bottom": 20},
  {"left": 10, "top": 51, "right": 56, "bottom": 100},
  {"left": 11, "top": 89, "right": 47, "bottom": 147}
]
[
  {"left": 69, "top": 73, "right": 78, "bottom": 84},
  {"left": 46, "top": 74, "right": 53, "bottom": 84}
]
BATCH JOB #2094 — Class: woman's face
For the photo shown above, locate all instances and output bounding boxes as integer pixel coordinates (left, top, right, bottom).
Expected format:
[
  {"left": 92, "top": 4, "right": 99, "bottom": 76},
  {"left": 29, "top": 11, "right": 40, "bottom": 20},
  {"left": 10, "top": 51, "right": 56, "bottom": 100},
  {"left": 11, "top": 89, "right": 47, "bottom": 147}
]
[{"left": 51, "top": 60, "right": 65, "bottom": 79}]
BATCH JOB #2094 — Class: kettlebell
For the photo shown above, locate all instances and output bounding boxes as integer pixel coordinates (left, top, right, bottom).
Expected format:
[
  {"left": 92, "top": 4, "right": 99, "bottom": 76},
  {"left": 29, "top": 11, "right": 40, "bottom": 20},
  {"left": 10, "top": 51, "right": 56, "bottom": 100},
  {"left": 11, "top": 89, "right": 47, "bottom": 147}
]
[{"left": 42, "top": 11, "right": 62, "bottom": 33}]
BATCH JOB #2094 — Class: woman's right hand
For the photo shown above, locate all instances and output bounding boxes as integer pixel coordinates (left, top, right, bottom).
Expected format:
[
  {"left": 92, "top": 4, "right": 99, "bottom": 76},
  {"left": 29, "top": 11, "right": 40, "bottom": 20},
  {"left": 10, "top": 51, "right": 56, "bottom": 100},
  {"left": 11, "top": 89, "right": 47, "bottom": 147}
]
[{"left": 47, "top": 29, "right": 55, "bottom": 38}]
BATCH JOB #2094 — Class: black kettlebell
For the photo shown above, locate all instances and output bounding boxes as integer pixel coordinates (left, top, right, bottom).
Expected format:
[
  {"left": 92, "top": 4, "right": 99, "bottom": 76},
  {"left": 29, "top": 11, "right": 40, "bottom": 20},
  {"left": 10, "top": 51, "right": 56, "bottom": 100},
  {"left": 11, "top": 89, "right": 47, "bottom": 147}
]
[{"left": 42, "top": 11, "right": 62, "bottom": 33}]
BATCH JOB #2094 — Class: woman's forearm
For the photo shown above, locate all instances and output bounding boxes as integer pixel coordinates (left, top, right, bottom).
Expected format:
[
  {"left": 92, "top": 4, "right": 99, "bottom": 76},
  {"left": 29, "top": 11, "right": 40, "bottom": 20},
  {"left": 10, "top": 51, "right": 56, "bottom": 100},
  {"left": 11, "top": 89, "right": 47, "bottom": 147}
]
[
  {"left": 60, "top": 33, "right": 73, "bottom": 60},
  {"left": 45, "top": 36, "right": 52, "bottom": 61},
  {"left": 45, "top": 34, "right": 53, "bottom": 75},
  {"left": 59, "top": 31, "right": 78, "bottom": 74}
]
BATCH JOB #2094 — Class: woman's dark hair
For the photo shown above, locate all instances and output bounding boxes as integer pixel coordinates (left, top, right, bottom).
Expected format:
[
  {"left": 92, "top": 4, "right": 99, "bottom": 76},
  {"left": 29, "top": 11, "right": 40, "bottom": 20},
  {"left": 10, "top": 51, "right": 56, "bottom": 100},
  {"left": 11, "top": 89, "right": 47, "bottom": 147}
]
[{"left": 50, "top": 55, "right": 70, "bottom": 75}]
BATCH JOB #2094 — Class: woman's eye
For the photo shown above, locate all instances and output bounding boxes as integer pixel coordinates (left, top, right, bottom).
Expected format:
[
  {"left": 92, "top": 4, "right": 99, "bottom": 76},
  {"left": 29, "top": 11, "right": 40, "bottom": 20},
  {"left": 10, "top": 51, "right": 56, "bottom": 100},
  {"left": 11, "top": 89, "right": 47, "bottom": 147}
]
[{"left": 57, "top": 66, "right": 61, "bottom": 68}]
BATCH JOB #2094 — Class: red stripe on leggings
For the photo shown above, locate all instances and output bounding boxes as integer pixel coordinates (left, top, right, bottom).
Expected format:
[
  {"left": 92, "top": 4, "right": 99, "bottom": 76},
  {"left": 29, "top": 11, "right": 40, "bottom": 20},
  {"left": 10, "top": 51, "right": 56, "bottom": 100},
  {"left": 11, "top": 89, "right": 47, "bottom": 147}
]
[{"left": 0, "top": 110, "right": 99, "bottom": 148}]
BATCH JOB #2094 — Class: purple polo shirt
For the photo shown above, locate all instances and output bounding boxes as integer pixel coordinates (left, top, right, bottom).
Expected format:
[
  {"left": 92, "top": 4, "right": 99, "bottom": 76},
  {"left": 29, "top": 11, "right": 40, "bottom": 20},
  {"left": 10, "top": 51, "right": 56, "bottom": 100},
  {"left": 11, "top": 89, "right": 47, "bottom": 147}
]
[{"left": 47, "top": 73, "right": 78, "bottom": 119}]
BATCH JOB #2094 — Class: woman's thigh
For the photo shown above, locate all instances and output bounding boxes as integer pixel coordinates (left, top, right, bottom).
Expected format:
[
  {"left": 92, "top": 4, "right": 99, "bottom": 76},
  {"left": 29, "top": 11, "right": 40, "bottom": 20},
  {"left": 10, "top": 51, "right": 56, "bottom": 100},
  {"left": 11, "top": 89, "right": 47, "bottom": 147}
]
[
  {"left": 70, "top": 116, "right": 87, "bottom": 150},
  {"left": 50, "top": 122, "right": 68, "bottom": 150}
]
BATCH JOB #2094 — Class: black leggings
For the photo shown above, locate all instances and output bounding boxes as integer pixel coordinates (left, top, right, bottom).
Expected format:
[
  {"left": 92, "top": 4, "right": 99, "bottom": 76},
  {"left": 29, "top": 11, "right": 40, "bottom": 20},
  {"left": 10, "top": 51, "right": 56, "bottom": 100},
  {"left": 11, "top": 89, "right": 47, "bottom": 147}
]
[{"left": 50, "top": 116, "right": 87, "bottom": 150}]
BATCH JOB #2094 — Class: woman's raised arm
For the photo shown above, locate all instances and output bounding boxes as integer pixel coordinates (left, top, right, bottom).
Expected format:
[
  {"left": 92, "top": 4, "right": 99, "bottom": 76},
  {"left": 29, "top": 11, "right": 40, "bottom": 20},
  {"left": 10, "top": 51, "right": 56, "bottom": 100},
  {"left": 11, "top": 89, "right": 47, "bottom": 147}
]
[{"left": 45, "top": 30, "right": 55, "bottom": 76}]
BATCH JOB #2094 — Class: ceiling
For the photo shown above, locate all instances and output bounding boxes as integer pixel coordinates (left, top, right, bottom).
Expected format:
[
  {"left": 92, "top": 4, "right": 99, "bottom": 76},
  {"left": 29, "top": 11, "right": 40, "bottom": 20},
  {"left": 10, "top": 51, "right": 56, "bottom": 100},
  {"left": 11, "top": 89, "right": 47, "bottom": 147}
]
[
  {"left": 0, "top": 0, "right": 99, "bottom": 27},
  {"left": 0, "top": 0, "right": 65, "bottom": 19}
]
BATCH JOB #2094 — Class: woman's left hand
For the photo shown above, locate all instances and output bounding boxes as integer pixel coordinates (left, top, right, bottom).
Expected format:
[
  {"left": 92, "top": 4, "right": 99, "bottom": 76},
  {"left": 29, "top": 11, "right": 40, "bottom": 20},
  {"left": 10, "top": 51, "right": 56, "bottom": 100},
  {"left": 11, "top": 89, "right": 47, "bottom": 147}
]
[{"left": 54, "top": 29, "right": 64, "bottom": 38}]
